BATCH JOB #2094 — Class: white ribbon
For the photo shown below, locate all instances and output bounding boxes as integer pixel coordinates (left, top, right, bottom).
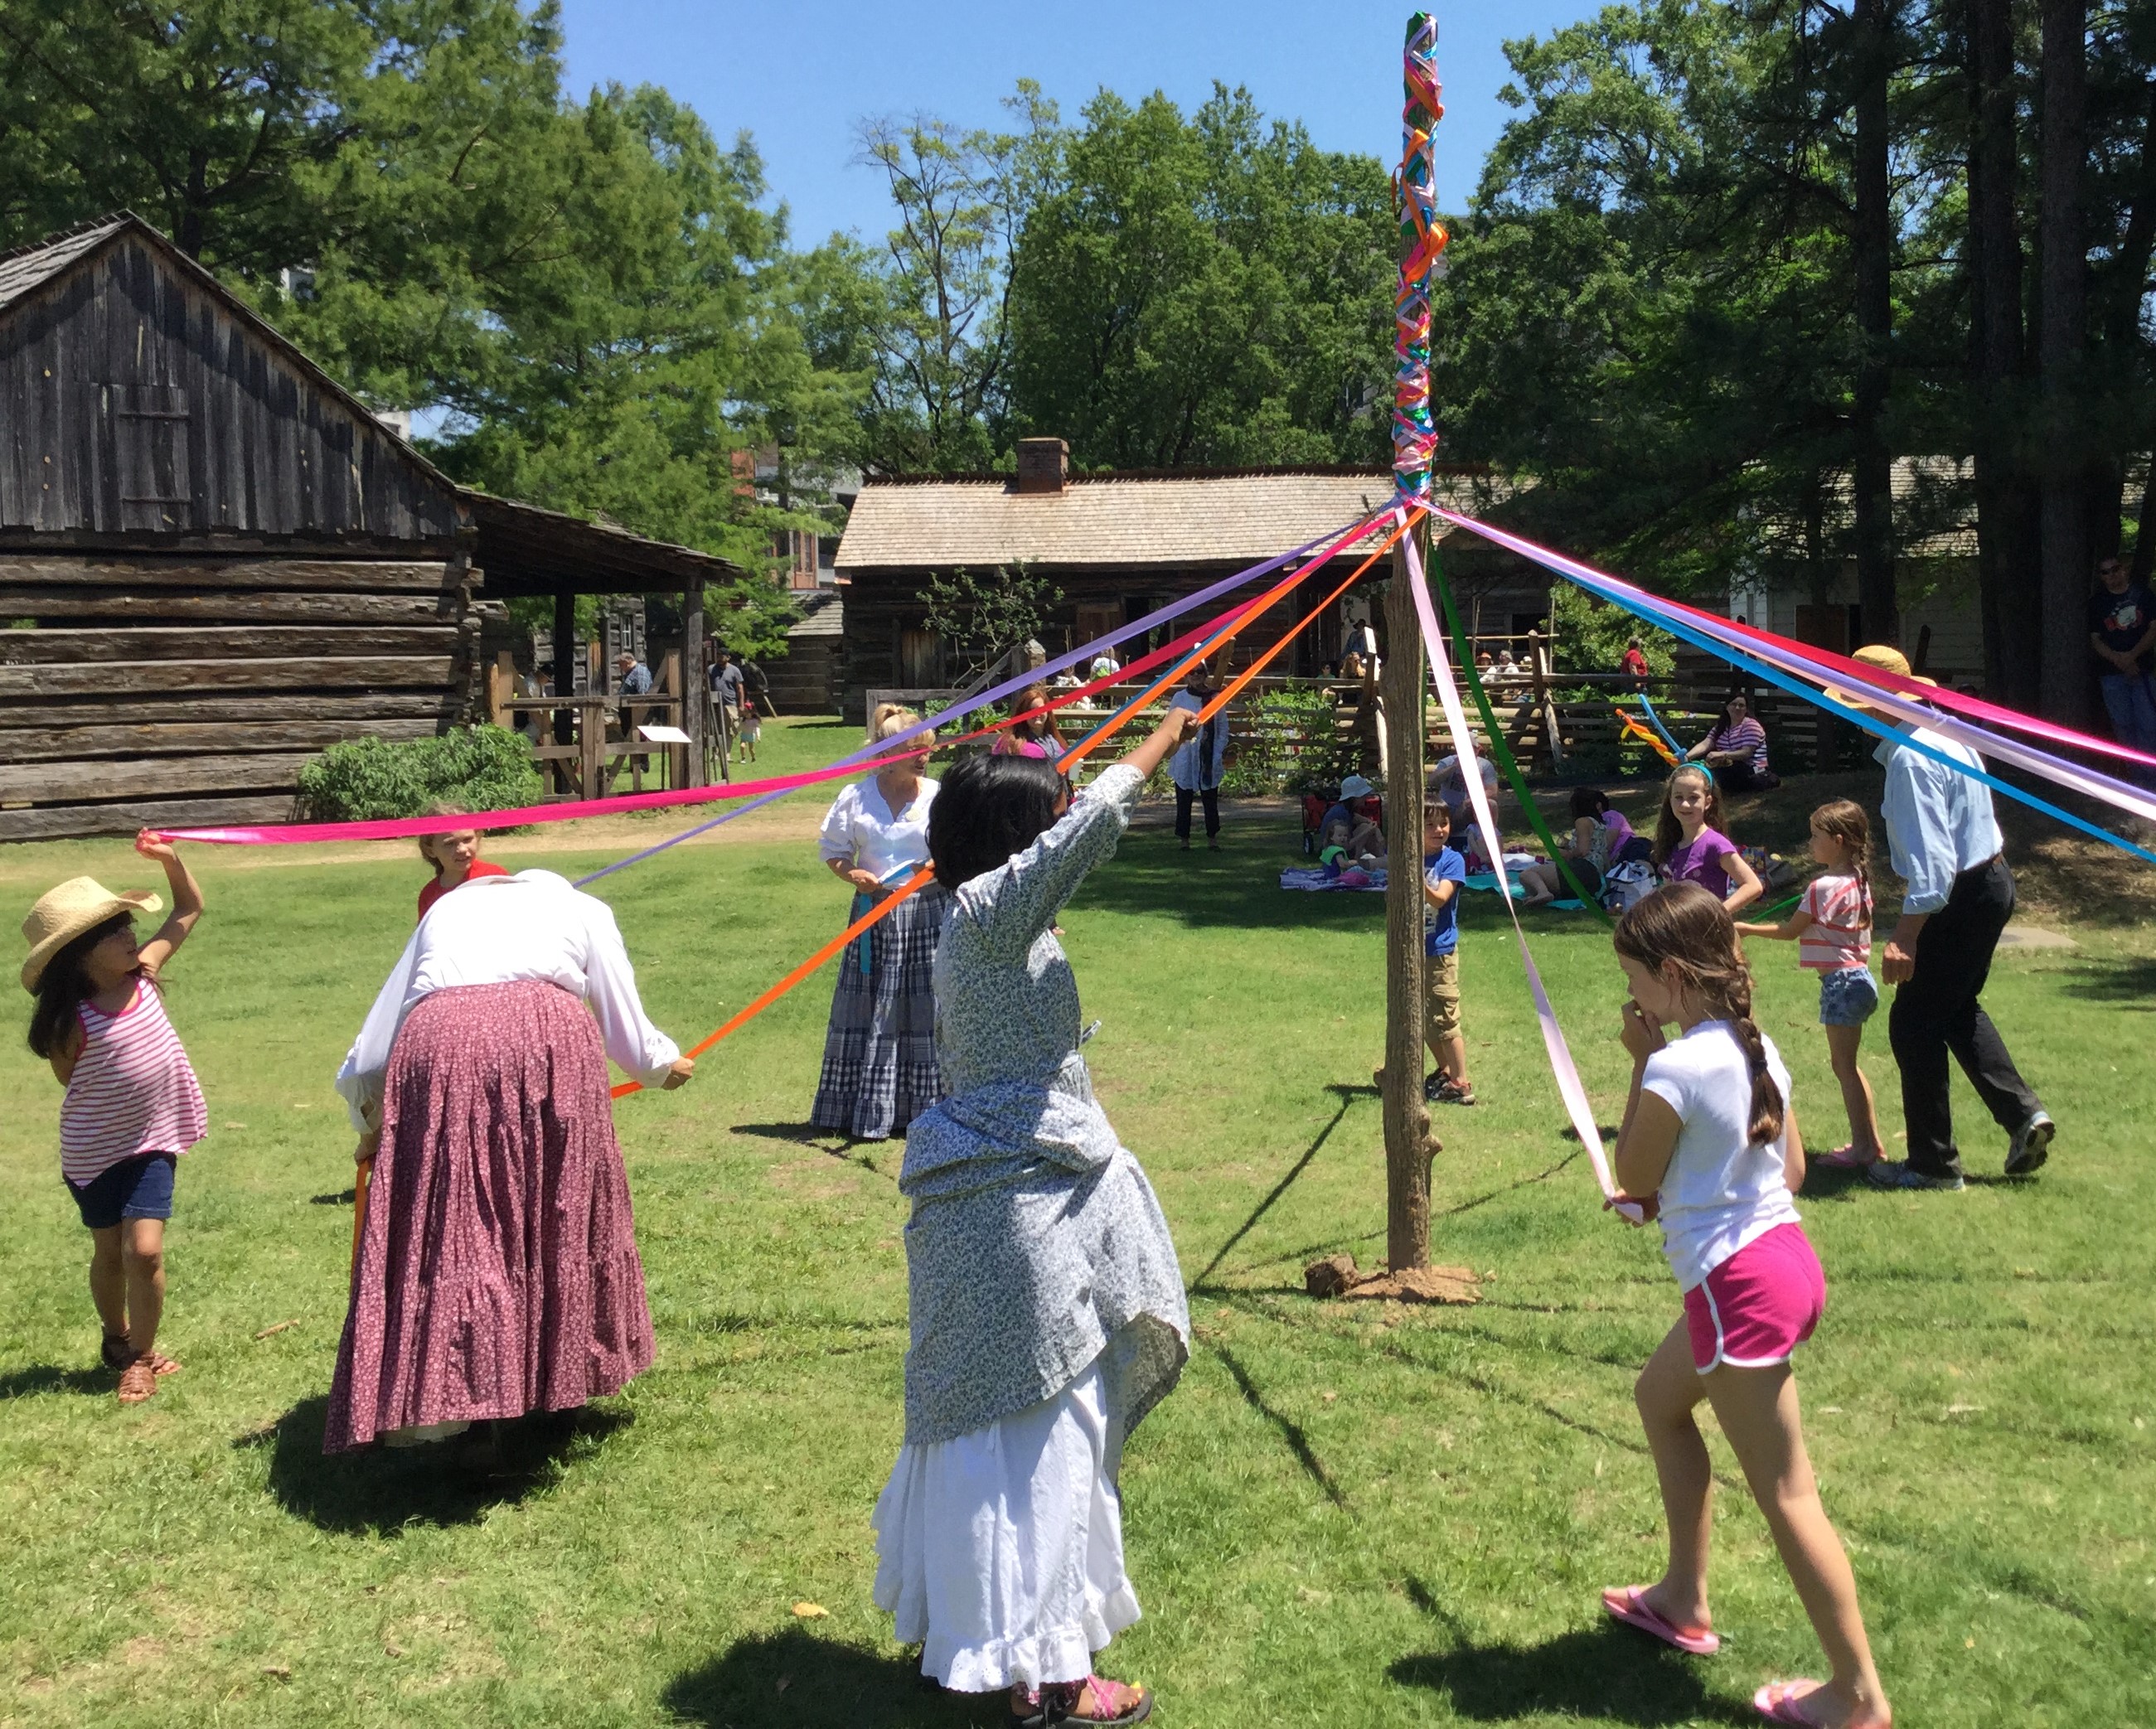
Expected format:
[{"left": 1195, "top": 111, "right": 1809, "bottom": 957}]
[{"left": 1399, "top": 518, "right": 1642, "bottom": 1221}]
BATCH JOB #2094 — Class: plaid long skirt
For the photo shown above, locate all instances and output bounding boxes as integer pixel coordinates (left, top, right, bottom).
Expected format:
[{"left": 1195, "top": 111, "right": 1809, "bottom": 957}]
[
  {"left": 322, "top": 981, "right": 654, "bottom": 1452},
  {"left": 811, "top": 881, "right": 951, "bottom": 1141}
]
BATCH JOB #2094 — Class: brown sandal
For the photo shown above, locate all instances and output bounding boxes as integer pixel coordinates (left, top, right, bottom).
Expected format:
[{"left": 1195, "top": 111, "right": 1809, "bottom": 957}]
[
  {"left": 116, "top": 1359, "right": 157, "bottom": 1403},
  {"left": 101, "top": 1332, "right": 135, "bottom": 1371},
  {"left": 138, "top": 1351, "right": 181, "bottom": 1376}
]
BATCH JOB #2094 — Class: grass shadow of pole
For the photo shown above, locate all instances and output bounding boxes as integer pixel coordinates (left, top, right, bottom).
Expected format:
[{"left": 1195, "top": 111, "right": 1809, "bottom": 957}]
[{"left": 1188, "top": 1082, "right": 1374, "bottom": 1292}]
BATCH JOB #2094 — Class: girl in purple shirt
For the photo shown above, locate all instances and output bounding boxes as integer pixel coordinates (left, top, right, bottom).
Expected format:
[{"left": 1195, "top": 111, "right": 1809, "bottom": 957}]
[{"left": 1652, "top": 765, "right": 1763, "bottom": 913}]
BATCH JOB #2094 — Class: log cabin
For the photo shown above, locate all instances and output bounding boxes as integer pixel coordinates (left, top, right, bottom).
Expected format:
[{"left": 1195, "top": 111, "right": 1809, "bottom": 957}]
[
  {"left": 831, "top": 438, "right": 1543, "bottom": 721},
  {"left": 0, "top": 212, "right": 749, "bottom": 837}
]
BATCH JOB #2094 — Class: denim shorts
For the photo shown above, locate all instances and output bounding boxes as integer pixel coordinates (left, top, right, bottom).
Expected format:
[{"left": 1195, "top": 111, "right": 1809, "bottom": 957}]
[
  {"left": 65, "top": 1152, "right": 177, "bottom": 1230},
  {"left": 1818, "top": 966, "right": 1879, "bottom": 1028}
]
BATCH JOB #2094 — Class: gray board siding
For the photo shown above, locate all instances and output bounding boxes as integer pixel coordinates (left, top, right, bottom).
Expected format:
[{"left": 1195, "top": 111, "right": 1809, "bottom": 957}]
[{"left": 0, "top": 234, "right": 458, "bottom": 542}]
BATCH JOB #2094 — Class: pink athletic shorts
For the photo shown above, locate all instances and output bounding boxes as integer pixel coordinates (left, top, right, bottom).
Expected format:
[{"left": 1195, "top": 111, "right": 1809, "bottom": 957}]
[{"left": 1682, "top": 1222, "right": 1825, "bottom": 1373}]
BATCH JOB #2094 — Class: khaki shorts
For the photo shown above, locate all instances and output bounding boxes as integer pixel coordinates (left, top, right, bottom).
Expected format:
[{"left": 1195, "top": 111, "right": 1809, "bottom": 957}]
[{"left": 1424, "top": 950, "right": 1462, "bottom": 1044}]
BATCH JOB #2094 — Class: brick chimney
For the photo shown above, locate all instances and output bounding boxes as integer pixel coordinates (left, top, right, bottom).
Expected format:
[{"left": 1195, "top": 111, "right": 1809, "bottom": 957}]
[{"left": 1015, "top": 437, "right": 1068, "bottom": 495}]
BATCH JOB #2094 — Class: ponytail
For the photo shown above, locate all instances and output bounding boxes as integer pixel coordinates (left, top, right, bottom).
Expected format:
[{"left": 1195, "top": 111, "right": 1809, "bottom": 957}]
[
  {"left": 1614, "top": 881, "right": 1784, "bottom": 1148},
  {"left": 1810, "top": 798, "right": 1873, "bottom": 927},
  {"left": 1724, "top": 971, "right": 1786, "bottom": 1149}
]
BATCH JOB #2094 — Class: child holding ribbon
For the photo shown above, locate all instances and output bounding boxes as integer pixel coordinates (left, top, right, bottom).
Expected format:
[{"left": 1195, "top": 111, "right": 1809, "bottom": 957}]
[
  {"left": 1739, "top": 801, "right": 1887, "bottom": 1170},
  {"left": 1604, "top": 883, "right": 1890, "bottom": 1729},
  {"left": 22, "top": 833, "right": 207, "bottom": 1405}
]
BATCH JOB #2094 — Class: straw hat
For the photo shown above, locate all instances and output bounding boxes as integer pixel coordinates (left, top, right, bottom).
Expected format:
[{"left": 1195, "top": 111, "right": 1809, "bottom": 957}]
[
  {"left": 21, "top": 877, "right": 160, "bottom": 993},
  {"left": 1822, "top": 642, "right": 1936, "bottom": 710}
]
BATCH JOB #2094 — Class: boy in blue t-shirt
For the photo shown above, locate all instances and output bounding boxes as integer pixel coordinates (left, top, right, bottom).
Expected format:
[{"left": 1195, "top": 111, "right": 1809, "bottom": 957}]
[{"left": 1422, "top": 800, "right": 1474, "bottom": 1105}]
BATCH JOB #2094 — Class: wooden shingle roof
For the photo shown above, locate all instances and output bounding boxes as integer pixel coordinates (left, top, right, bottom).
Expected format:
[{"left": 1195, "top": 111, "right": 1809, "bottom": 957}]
[
  {"left": 836, "top": 467, "right": 1495, "bottom": 573},
  {"left": 0, "top": 213, "right": 133, "bottom": 312}
]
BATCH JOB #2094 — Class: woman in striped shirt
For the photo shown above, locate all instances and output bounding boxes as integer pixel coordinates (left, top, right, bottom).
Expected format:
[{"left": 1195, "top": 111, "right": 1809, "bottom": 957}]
[
  {"left": 1687, "top": 694, "right": 1781, "bottom": 793},
  {"left": 22, "top": 834, "right": 206, "bottom": 1404}
]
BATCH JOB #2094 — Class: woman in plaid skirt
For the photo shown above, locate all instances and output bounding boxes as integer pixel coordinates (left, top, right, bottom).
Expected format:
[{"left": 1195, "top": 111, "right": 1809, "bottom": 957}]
[{"left": 812, "top": 705, "right": 950, "bottom": 1141}]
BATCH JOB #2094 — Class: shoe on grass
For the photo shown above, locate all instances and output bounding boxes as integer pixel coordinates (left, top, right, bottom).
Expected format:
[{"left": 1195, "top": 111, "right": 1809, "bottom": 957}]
[
  {"left": 1863, "top": 1159, "right": 1964, "bottom": 1192},
  {"left": 1435, "top": 1077, "right": 1476, "bottom": 1107},
  {"left": 2005, "top": 1110, "right": 2054, "bottom": 1177}
]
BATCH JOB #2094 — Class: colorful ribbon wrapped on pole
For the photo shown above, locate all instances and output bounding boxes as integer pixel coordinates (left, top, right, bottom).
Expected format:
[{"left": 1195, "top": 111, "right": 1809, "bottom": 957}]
[{"left": 1393, "top": 12, "right": 1445, "bottom": 509}]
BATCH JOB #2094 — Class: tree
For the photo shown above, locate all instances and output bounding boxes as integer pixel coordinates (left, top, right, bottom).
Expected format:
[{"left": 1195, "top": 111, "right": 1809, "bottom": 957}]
[
  {"left": 920, "top": 564, "right": 1063, "bottom": 686},
  {"left": 1005, "top": 84, "right": 1394, "bottom": 468},
  {"left": 853, "top": 84, "right": 1063, "bottom": 473},
  {"left": 2037, "top": 0, "right": 2092, "bottom": 721}
]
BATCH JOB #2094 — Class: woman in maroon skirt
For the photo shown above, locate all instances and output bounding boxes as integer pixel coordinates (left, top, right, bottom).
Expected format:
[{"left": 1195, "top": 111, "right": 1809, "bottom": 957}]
[{"left": 327, "top": 869, "right": 693, "bottom": 1452}]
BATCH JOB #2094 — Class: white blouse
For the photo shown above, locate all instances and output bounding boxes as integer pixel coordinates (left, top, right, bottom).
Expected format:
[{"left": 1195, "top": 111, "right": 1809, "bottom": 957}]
[
  {"left": 335, "top": 870, "right": 681, "bottom": 1131},
  {"left": 820, "top": 775, "right": 939, "bottom": 883}
]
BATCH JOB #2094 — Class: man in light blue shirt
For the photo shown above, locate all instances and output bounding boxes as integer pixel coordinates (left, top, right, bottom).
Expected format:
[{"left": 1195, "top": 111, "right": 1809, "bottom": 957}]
[{"left": 1849, "top": 646, "right": 2052, "bottom": 1191}]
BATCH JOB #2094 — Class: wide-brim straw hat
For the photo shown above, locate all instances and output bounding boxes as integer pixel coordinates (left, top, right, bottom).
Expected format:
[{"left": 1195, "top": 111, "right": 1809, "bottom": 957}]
[
  {"left": 21, "top": 877, "right": 161, "bottom": 993},
  {"left": 1821, "top": 642, "right": 1935, "bottom": 711}
]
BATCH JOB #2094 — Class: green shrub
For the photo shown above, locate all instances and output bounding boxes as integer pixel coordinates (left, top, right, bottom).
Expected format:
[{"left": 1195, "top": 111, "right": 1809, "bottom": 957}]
[
  {"left": 1222, "top": 687, "right": 1354, "bottom": 797},
  {"left": 295, "top": 726, "right": 544, "bottom": 822}
]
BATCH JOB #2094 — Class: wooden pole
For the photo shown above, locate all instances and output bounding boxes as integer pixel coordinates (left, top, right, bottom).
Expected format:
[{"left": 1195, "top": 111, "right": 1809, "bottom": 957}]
[
  {"left": 1383, "top": 522, "right": 1432, "bottom": 1272},
  {"left": 682, "top": 579, "right": 710, "bottom": 787},
  {"left": 552, "top": 588, "right": 576, "bottom": 797}
]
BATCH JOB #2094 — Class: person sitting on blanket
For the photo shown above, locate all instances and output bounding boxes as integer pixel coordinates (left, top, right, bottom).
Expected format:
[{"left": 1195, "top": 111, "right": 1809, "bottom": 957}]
[
  {"left": 1520, "top": 788, "right": 1636, "bottom": 908},
  {"left": 1317, "top": 774, "right": 1385, "bottom": 866}
]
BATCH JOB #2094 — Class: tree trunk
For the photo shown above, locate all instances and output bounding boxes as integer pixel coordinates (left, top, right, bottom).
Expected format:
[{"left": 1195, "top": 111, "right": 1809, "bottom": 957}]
[
  {"left": 1852, "top": 0, "right": 1900, "bottom": 647},
  {"left": 2037, "top": 0, "right": 2091, "bottom": 723},
  {"left": 1383, "top": 535, "right": 1432, "bottom": 1274},
  {"left": 1966, "top": 0, "right": 2039, "bottom": 704}
]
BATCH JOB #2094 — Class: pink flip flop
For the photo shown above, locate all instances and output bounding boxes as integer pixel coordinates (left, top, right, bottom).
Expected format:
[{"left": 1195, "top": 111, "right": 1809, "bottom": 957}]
[
  {"left": 1753, "top": 1679, "right": 1828, "bottom": 1724},
  {"left": 1600, "top": 1585, "right": 1720, "bottom": 1655},
  {"left": 1811, "top": 1146, "right": 1877, "bottom": 1170}
]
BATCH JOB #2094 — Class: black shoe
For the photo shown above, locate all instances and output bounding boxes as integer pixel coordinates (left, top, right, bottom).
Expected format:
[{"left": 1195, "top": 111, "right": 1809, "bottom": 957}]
[{"left": 1422, "top": 1072, "right": 1444, "bottom": 1102}]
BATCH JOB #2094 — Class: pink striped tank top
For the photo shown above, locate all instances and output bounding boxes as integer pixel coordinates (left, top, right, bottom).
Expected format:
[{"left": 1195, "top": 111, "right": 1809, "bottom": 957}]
[{"left": 60, "top": 980, "right": 207, "bottom": 1184}]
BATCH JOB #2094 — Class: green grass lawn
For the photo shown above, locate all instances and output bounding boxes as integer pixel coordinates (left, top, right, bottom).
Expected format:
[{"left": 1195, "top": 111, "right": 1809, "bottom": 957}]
[{"left": 2, "top": 769, "right": 2153, "bottom": 1727}]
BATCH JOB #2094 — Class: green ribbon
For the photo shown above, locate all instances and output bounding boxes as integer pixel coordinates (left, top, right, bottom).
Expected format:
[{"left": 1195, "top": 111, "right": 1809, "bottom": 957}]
[{"left": 1429, "top": 549, "right": 1614, "bottom": 926}]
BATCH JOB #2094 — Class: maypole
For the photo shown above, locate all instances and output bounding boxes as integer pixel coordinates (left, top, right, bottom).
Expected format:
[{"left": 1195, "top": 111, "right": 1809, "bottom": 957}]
[{"left": 1379, "top": 11, "right": 1446, "bottom": 1274}]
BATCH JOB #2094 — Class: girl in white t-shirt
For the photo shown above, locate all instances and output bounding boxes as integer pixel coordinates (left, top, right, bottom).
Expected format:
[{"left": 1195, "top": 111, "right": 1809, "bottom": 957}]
[
  {"left": 1739, "top": 801, "right": 1886, "bottom": 1170},
  {"left": 1605, "top": 883, "right": 1890, "bottom": 1729}
]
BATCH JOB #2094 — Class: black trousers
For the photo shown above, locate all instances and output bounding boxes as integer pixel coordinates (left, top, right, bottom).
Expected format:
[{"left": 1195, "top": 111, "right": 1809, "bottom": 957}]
[
  {"left": 1887, "top": 855, "right": 2042, "bottom": 1178},
  {"left": 1175, "top": 785, "right": 1219, "bottom": 842}
]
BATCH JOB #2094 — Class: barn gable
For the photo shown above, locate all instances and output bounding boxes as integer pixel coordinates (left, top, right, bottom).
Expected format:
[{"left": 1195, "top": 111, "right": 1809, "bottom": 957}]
[{"left": 0, "top": 213, "right": 462, "bottom": 546}]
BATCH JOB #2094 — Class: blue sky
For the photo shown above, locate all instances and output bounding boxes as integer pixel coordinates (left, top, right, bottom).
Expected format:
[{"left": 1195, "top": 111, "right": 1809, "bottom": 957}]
[{"left": 555, "top": 0, "right": 1602, "bottom": 247}]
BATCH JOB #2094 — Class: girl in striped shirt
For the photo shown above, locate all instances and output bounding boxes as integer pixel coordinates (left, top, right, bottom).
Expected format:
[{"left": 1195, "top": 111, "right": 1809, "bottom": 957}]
[
  {"left": 22, "top": 833, "right": 206, "bottom": 1404},
  {"left": 1739, "top": 801, "right": 1887, "bottom": 1171}
]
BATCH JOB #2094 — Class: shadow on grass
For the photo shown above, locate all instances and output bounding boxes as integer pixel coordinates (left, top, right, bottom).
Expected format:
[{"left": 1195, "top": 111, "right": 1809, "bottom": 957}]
[
  {"left": 730, "top": 1121, "right": 834, "bottom": 1143},
  {"left": 1390, "top": 1620, "right": 1749, "bottom": 1725},
  {"left": 1188, "top": 1082, "right": 1372, "bottom": 1291},
  {"left": 2055, "top": 956, "right": 2156, "bottom": 1008},
  {"left": 309, "top": 1189, "right": 356, "bottom": 1206},
  {"left": 662, "top": 1626, "right": 974, "bottom": 1727},
  {"left": 1211, "top": 1343, "right": 1349, "bottom": 1509},
  {"left": 0, "top": 1363, "right": 113, "bottom": 1398},
  {"left": 250, "top": 1396, "right": 632, "bottom": 1535}
]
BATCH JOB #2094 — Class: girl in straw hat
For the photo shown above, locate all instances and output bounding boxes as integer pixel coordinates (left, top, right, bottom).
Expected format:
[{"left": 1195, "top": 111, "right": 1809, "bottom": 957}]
[{"left": 22, "top": 833, "right": 206, "bottom": 1404}]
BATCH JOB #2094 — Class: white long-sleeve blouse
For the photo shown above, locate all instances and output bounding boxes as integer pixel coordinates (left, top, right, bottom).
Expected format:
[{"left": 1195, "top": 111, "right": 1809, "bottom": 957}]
[{"left": 335, "top": 870, "right": 680, "bottom": 1130}]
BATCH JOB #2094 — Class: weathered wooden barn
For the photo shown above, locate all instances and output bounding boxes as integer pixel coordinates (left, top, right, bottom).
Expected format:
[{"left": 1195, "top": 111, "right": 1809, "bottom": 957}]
[
  {"left": 831, "top": 440, "right": 1539, "bottom": 719},
  {"left": 0, "top": 212, "right": 483, "bottom": 840}
]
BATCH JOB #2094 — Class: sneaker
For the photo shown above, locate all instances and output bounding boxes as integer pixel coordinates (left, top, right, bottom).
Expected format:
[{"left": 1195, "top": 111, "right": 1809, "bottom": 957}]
[
  {"left": 2005, "top": 1110, "right": 2055, "bottom": 1177},
  {"left": 1864, "top": 1160, "right": 1965, "bottom": 1192},
  {"left": 1422, "top": 1071, "right": 1444, "bottom": 1102},
  {"left": 1434, "top": 1077, "right": 1477, "bottom": 1107}
]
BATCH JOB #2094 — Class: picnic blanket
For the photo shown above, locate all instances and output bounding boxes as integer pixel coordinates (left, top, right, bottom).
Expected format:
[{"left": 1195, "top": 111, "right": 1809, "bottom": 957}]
[{"left": 1279, "top": 866, "right": 1388, "bottom": 893}]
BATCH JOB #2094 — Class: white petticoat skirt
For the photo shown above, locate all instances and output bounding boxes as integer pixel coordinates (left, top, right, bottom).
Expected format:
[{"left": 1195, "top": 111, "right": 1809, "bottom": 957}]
[{"left": 872, "top": 1358, "right": 1141, "bottom": 1692}]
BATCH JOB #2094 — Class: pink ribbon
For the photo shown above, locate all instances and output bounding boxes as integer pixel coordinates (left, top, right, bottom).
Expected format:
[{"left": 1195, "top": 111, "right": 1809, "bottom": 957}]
[
  {"left": 158, "top": 757, "right": 887, "bottom": 845},
  {"left": 1400, "top": 521, "right": 1641, "bottom": 1221}
]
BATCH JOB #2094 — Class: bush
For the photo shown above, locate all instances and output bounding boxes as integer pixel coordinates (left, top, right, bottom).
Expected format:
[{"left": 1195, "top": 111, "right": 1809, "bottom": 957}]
[
  {"left": 295, "top": 727, "right": 544, "bottom": 822},
  {"left": 1222, "top": 687, "right": 1355, "bottom": 798},
  {"left": 1549, "top": 583, "right": 1677, "bottom": 679}
]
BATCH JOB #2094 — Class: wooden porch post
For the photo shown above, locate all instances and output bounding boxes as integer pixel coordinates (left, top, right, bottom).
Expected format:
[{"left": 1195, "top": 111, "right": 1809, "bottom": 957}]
[
  {"left": 552, "top": 588, "right": 577, "bottom": 796},
  {"left": 683, "top": 579, "right": 710, "bottom": 787},
  {"left": 1382, "top": 525, "right": 1432, "bottom": 1272}
]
